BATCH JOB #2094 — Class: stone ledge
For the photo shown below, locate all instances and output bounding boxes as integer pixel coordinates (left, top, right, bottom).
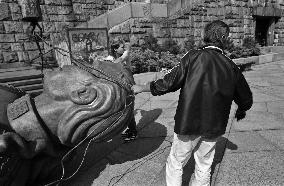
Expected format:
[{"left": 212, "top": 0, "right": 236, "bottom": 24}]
[
  {"left": 134, "top": 52, "right": 284, "bottom": 84},
  {"left": 232, "top": 52, "right": 284, "bottom": 66}
]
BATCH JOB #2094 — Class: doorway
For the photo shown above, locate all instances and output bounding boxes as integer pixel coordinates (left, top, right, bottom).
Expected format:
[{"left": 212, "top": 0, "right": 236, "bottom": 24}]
[{"left": 255, "top": 16, "right": 275, "bottom": 46}]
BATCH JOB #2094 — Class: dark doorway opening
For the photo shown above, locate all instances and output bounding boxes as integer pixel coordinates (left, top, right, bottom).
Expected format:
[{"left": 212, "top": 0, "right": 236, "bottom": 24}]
[{"left": 255, "top": 16, "right": 275, "bottom": 46}]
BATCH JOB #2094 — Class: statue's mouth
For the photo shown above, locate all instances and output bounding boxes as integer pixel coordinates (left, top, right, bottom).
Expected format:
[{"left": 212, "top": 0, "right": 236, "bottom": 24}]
[
  {"left": 90, "top": 99, "right": 133, "bottom": 143},
  {"left": 75, "top": 95, "right": 134, "bottom": 143}
]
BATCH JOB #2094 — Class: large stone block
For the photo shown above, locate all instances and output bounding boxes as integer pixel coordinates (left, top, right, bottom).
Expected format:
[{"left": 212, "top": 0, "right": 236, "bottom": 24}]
[
  {"left": 272, "top": 52, "right": 284, "bottom": 61},
  {"left": 0, "top": 53, "right": 3, "bottom": 63},
  {"left": 27, "top": 50, "right": 40, "bottom": 62},
  {"left": 57, "top": 6, "right": 73, "bottom": 15},
  {"left": 11, "top": 43, "right": 24, "bottom": 51},
  {"left": 9, "top": 3, "right": 21, "bottom": 13},
  {"left": 17, "top": 51, "right": 29, "bottom": 62},
  {"left": 120, "top": 22, "right": 131, "bottom": 34},
  {"left": 0, "top": 34, "right": 15, "bottom": 42},
  {"left": 73, "top": 3, "right": 83, "bottom": 14},
  {"left": 151, "top": 3, "right": 167, "bottom": 18},
  {"left": 104, "top": 0, "right": 115, "bottom": 5},
  {"left": 45, "top": 0, "right": 72, "bottom": 5},
  {"left": 259, "top": 53, "right": 274, "bottom": 64},
  {"left": 44, "top": 5, "right": 58, "bottom": 14},
  {"left": 131, "top": 27, "right": 146, "bottom": 34},
  {"left": 24, "top": 42, "right": 39, "bottom": 50},
  {"left": 0, "top": 3, "right": 10, "bottom": 21},
  {"left": 85, "top": 0, "right": 99, "bottom": 3},
  {"left": 0, "top": 43, "right": 11, "bottom": 50},
  {"left": 11, "top": 13, "right": 23, "bottom": 21},
  {"left": 3, "top": 21, "right": 23, "bottom": 33},
  {"left": 60, "top": 14, "right": 76, "bottom": 22},
  {"left": 0, "top": 22, "right": 5, "bottom": 33},
  {"left": 87, "top": 14, "right": 108, "bottom": 28},
  {"left": 108, "top": 3, "right": 131, "bottom": 28},
  {"left": 2, "top": 51, "right": 18, "bottom": 62},
  {"left": 43, "top": 22, "right": 56, "bottom": 33},
  {"left": 71, "top": 0, "right": 86, "bottom": 3}
]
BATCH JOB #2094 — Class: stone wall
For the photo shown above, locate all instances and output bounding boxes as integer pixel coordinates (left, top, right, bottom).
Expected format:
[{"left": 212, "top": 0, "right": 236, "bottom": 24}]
[
  {"left": 108, "top": 0, "right": 284, "bottom": 48},
  {"left": 0, "top": 0, "right": 124, "bottom": 65},
  {"left": 1, "top": 0, "right": 284, "bottom": 65}
]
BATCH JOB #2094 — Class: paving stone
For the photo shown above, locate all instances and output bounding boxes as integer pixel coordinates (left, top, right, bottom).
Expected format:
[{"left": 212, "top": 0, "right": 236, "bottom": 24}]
[
  {"left": 215, "top": 151, "right": 284, "bottom": 186},
  {"left": 257, "top": 129, "right": 284, "bottom": 150},
  {"left": 134, "top": 96, "right": 150, "bottom": 109},
  {"left": 231, "top": 111, "right": 284, "bottom": 131},
  {"left": 267, "top": 100, "right": 284, "bottom": 113},
  {"left": 247, "top": 78, "right": 271, "bottom": 87},
  {"left": 138, "top": 117, "right": 174, "bottom": 137},
  {"left": 159, "top": 107, "right": 177, "bottom": 119},
  {"left": 226, "top": 131, "right": 278, "bottom": 153},
  {"left": 148, "top": 99, "right": 178, "bottom": 109},
  {"left": 249, "top": 102, "right": 268, "bottom": 112},
  {"left": 62, "top": 158, "right": 110, "bottom": 186},
  {"left": 104, "top": 141, "right": 170, "bottom": 186},
  {"left": 250, "top": 87, "right": 283, "bottom": 102}
]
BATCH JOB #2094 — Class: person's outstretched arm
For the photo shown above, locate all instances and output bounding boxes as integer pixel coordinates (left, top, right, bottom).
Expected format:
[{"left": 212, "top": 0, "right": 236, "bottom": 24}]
[{"left": 133, "top": 52, "right": 190, "bottom": 96}]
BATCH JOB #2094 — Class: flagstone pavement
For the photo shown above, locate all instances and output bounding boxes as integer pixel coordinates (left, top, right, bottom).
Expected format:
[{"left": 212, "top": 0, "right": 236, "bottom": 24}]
[{"left": 62, "top": 60, "right": 284, "bottom": 186}]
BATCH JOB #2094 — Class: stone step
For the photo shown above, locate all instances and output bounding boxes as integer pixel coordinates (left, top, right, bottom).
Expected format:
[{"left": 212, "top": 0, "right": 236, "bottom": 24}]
[
  {"left": 27, "top": 88, "right": 43, "bottom": 97},
  {"left": 17, "top": 83, "right": 43, "bottom": 92},
  {"left": 0, "top": 66, "right": 35, "bottom": 74},
  {"left": 0, "top": 70, "right": 43, "bottom": 84},
  {"left": 8, "top": 78, "right": 43, "bottom": 88}
]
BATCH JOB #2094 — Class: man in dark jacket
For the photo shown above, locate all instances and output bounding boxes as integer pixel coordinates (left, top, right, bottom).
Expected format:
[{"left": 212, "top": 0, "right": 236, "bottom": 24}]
[{"left": 133, "top": 20, "right": 253, "bottom": 186}]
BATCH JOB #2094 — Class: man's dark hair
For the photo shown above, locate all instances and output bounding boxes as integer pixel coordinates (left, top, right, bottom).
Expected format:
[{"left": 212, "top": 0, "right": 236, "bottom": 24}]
[
  {"left": 110, "top": 43, "right": 120, "bottom": 58},
  {"left": 203, "top": 20, "right": 230, "bottom": 49}
]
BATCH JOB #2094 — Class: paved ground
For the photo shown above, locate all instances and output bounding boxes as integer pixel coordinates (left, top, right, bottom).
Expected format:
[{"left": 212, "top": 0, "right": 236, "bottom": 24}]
[{"left": 61, "top": 60, "right": 284, "bottom": 186}]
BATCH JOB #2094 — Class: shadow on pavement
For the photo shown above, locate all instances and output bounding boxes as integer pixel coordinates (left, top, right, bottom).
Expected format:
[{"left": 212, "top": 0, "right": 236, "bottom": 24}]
[
  {"left": 60, "top": 108, "right": 165, "bottom": 186},
  {"left": 181, "top": 137, "right": 238, "bottom": 186}
]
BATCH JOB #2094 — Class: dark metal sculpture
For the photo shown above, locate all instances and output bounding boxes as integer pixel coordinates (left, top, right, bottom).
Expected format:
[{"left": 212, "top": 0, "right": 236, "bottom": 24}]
[{"left": 0, "top": 61, "right": 135, "bottom": 185}]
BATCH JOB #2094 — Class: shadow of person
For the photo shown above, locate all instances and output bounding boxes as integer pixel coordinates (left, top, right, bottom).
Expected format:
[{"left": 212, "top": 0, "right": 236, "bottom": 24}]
[
  {"left": 181, "top": 137, "right": 238, "bottom": 186},
  {"left": 59, "top": 108, "right": 166, "bottom": 186}
]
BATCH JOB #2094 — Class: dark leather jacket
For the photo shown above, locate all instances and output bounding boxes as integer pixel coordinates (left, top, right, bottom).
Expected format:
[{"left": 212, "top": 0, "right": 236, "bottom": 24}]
[{"left": 150, "top": 47, "right": 253, "bottom": 138}]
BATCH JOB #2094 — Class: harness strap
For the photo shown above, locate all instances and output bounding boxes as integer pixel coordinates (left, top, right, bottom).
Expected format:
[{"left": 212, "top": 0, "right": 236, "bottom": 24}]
[
  {"left": 71, "top": 57, "right": 133, "bottom": 94},
  {"left": 29, "top": 96, "right": 62, "bottom": 147}
]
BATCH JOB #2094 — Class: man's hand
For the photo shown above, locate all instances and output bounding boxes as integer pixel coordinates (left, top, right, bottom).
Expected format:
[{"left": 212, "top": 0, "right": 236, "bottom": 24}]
[{"left": 235, "top": 109, "right": 246, "bottom": 121}]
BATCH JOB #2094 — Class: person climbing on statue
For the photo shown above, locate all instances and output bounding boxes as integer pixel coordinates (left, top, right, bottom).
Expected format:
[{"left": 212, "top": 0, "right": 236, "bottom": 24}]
[{"left": 102, "top": 36, "right": 138, "bottom": 142}]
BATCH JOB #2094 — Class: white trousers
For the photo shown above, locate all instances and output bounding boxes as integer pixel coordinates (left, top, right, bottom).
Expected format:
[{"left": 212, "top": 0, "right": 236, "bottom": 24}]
[{"left": 166, "top": 133, "right": 218, "bottom": 186}]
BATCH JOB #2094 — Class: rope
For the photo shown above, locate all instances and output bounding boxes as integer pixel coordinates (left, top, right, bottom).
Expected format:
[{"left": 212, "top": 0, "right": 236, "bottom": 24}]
[
  {"left": 44, "top": 101, "right": 133, "bottom": 186},
  {"left": 34, "top": 33, "right": 133, "bottom": 94}
]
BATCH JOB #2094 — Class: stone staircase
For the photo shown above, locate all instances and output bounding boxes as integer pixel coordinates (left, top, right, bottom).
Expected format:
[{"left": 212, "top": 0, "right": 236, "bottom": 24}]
[
  {"left": 78, "top": 1, "right": 193, "bottom": 29},
  {"left": 0, "top": 66, "right": 44, "bottom": 97}
]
